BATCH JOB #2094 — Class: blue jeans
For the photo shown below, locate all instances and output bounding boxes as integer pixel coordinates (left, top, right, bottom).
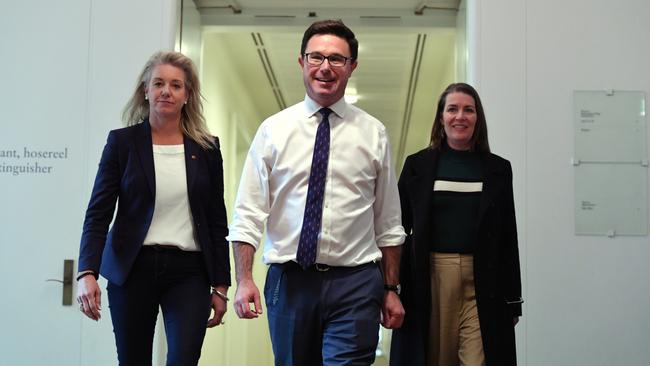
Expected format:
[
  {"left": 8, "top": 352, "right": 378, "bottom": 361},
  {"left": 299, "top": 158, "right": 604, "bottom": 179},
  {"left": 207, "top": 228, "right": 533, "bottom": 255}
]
[
  {"left": 107, "top": 246, "right": 211, "bottom": 366},
  {"left": 265, "top": 262, "right": 384, "bottom": 366}
]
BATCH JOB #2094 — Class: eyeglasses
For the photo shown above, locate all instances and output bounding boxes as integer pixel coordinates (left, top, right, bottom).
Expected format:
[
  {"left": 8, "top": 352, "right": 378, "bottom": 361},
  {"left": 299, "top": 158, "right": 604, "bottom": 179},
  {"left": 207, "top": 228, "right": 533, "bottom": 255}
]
[{"left": 303, "top": 52, "right": 352, "bottom": 67}]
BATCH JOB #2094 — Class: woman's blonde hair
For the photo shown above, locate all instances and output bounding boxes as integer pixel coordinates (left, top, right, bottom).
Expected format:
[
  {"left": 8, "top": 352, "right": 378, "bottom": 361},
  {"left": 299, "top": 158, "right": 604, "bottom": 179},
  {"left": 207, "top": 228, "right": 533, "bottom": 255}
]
[{"left": 122, "top": 51, "right": 214, "bottom": 149}]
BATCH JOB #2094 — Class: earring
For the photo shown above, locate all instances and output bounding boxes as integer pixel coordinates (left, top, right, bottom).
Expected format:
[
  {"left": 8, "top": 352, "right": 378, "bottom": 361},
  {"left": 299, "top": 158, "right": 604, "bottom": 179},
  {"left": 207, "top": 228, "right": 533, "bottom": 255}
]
[
  {"left": 145, "top": 95, "right": 148, "bottom": 100},
  {"left": 184, "top": 100, "right": 188, "bottom": 105}
]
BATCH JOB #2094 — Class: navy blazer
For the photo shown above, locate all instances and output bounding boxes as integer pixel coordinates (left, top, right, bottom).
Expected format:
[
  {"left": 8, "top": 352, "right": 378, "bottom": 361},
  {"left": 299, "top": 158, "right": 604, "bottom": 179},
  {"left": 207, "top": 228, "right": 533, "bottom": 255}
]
[{"left": 78, "top": 121, "right": 230, "bottom": 287}]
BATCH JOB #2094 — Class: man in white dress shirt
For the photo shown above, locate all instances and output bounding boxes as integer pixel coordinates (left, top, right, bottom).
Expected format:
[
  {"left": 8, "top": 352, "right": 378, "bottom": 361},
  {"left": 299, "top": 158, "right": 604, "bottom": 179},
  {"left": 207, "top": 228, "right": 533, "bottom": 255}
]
[{"left": 228, "top": 19, "right": 406, "bottom": 366}]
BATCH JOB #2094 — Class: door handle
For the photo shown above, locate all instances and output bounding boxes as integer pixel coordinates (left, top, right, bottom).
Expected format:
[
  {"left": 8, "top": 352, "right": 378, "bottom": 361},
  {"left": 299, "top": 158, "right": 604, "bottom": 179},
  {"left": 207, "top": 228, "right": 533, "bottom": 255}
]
[{"left": 45, "top": 259, "right": 74, "bottom": 306}]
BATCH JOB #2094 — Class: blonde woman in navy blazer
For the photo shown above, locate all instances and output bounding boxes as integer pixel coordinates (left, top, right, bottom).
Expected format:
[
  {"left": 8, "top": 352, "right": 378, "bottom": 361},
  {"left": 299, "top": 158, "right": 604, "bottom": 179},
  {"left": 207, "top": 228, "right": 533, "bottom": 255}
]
[{"left": 76, "top": 51, "right": 230, "bottom": 365}]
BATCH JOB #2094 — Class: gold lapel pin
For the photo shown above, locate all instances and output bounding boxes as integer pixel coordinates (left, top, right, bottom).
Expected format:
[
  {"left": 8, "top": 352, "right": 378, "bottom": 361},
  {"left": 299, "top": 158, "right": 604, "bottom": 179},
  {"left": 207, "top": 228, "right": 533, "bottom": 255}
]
[{"left": 191, "top": 155, "right": 197, "bottom": 160}]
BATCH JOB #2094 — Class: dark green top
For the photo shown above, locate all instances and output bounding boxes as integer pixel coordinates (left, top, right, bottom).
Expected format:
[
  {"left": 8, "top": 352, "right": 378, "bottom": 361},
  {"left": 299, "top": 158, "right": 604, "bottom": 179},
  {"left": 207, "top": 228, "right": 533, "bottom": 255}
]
[{"left": 431, "top": 145, "right": 483, "bottom": 253}]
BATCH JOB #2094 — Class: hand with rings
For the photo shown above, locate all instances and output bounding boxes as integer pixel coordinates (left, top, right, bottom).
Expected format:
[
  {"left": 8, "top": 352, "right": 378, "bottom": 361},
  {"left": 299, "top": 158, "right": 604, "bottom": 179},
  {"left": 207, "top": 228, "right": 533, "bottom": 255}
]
[
  {"left": 76, "top": 274, "right": 102, "bottom": 321},
  {"left": 208, "top": 286, "right": 229, "bottom": 328}
]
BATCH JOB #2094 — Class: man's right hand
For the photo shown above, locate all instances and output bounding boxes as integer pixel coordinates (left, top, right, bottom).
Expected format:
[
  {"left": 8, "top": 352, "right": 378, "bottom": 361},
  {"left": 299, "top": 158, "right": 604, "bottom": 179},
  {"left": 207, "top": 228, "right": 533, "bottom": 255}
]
[{"left": 233, "top": 278, "right": 263, "bottom": 319}]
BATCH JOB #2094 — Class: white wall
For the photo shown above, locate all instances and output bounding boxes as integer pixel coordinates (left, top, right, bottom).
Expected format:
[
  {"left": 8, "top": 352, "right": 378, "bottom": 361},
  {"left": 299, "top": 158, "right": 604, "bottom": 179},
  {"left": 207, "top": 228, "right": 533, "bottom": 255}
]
[
  {"left": 0, "top": 0, "right": 179, "bottom": 364},
  {"left": 0, "top": 2, "right": 94, "bottom": 363},
  {"left": 469, "top": 0, "right": 650, "bottom": 365}
]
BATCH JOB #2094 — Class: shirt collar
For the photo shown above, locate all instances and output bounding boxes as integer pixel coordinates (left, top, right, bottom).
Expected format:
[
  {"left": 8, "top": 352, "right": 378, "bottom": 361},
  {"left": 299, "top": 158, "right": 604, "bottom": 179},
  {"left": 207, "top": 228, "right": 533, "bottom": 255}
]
[{"left": 303, "top": 95, "right": 347, "bottom": 120}]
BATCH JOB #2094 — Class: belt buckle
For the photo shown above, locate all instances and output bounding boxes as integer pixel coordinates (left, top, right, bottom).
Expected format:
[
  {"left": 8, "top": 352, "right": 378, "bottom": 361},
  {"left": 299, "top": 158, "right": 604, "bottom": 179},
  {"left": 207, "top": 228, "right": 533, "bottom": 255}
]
[{"left": 314, "top": 263, "right": 330, "bottom": 272}]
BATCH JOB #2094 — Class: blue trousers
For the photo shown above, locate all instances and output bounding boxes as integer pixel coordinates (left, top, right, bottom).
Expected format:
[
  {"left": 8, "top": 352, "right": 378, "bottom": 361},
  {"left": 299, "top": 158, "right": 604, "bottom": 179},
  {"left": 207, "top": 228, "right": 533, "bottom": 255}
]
[
  {"left": 107, "top": 246, "right": 211, "bottom": 366},
  {"left": 264, "top": 262, "right": 384, "bottom": 366}
]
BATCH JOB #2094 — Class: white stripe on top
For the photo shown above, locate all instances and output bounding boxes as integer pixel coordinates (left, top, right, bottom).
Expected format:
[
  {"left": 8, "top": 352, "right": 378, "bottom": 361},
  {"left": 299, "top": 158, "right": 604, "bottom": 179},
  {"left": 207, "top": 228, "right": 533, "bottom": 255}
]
[{"left": 433, "top": 180, "right": 483, "bottom": 193}]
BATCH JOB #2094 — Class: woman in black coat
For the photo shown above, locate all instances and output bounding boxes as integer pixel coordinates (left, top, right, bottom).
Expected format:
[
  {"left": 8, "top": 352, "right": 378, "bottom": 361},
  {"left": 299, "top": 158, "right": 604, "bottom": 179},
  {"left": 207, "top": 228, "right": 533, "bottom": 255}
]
[{"left": 390, "top": 83, "right": 522, "bottom": 366}]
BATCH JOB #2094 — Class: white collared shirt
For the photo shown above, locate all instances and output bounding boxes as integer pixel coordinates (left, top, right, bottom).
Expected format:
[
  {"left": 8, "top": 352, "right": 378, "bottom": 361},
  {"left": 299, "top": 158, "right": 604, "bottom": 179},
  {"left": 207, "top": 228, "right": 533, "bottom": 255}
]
[{"left": 227, "top": 96, "right": 405, "bottom": 266}]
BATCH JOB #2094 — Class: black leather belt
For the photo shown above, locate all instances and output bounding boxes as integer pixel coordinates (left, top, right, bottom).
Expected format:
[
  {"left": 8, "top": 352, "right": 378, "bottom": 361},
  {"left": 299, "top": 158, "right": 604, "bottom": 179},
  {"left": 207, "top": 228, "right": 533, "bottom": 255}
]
[
  {"left": 142, "top": 244, "right": 183, "bottom": 251},
  {"left": 274, "top": 261, "right": 377, "bottom": 272}
]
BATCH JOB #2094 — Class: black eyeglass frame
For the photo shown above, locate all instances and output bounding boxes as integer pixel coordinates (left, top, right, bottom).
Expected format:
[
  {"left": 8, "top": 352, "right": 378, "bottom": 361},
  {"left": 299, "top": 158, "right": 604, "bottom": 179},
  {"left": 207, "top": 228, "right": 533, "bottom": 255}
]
[{"left": 303, "top": 52, "right": 354, "bottom": 67}]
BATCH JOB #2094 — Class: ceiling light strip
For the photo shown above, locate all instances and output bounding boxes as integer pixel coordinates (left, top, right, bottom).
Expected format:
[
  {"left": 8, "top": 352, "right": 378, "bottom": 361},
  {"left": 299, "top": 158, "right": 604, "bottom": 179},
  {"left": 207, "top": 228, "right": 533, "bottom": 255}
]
[
  {"left": 252, "top": 33, "right": 286, "bottom": 110},
  {"left": 414, "top": 6, "right": 458, "bottom": 15},
  {"left": 194, "top": 0, "right": 242, "bottom": 14},
  {"left": 255, "top": 48, "right": 284, "bottom": 110},
  {"left": 261, "top": 48, "right": 287, "bottom": 109},
  {"left": 397, "top": 34, "right": 427, "bottom": 167}
]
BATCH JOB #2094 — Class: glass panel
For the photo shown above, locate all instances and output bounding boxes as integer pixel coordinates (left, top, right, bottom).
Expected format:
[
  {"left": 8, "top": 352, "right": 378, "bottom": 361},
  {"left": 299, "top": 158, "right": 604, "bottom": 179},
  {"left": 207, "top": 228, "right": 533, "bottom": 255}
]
[
  {"left": 574, "top": 90, "right": 646, "bottom": 163},
  {"left": 575, "top": 163, "right": 647, "bottom": 236},
  {"left": 574, "top": 90, "right": 648, "bottom": 236}
]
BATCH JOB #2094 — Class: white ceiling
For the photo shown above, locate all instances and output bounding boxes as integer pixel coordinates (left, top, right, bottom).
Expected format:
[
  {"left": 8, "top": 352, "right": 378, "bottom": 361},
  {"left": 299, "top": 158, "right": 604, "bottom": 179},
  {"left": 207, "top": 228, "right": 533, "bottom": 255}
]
[
  {"left": 193, "top": 0, "right": 460, "bottom": 14},
  {"left": 188, "top": 0, "right": 462, "bottom": 167}
]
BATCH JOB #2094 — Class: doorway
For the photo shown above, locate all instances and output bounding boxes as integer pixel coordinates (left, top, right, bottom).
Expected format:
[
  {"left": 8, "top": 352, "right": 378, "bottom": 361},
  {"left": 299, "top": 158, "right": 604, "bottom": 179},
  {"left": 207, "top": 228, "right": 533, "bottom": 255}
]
[{"left": 179, "top": 1, "right": 468, "bottom": 364}]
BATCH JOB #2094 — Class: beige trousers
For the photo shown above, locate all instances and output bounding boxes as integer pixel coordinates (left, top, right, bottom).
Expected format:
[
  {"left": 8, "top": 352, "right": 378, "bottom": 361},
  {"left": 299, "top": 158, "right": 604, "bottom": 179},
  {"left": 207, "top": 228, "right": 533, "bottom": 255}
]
[{"left": 428, "top": 253, "right": 486, "bottom": 366}]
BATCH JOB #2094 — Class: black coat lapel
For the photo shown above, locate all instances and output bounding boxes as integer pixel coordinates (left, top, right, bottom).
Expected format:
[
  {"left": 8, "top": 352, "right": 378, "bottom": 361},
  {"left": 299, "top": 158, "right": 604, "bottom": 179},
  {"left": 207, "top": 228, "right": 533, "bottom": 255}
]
[
  {"left": 477, "top": 154, "right": 505, "bottom": 224},
  {"left": 134, "top": 121, "right": 155, "bottom": 196},
  {"left": 411, "top": 148, "right": 439, "bottom": 264},
  {"left": 184, "top": 136, "right": 200, "bottom": 196},
  {"left": 418, "top": 148, "right": 439, "bottom": 217}
]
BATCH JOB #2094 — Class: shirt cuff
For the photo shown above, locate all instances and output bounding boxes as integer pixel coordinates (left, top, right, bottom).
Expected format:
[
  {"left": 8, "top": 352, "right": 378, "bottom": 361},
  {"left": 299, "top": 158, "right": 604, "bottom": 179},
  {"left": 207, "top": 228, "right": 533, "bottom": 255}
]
[
  {"left": 226, "top": 233, "right": 261, "bottom": 250},
  {"left": 375, "top": 226, "right": 407, "bottom": 247}
]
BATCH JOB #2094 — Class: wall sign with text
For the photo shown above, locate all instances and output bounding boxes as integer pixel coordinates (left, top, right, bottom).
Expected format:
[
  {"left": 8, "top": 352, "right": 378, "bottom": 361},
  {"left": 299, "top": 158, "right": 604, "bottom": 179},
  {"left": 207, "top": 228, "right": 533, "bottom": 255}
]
[
  {"left": 573, "top": 90, "right": 648, "bottom": 237},
  {"left": 573, "top": 90, "right": 648, "bottom": 236}
]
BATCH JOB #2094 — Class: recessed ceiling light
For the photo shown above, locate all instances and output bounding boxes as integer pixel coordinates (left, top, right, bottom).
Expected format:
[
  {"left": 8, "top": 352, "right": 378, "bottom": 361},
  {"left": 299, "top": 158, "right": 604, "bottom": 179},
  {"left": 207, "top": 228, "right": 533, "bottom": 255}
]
[{"left": 345, "top": 94, "right": 359, "bottom": 104}]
